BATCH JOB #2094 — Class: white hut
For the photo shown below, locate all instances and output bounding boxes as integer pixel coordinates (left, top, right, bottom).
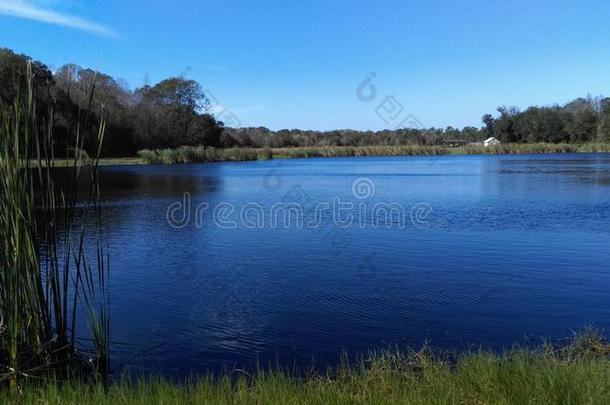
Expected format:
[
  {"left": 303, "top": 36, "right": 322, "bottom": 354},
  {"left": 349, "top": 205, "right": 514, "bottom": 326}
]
[{"left": 484, "top": 137, "right": 500, "bottom": 147}]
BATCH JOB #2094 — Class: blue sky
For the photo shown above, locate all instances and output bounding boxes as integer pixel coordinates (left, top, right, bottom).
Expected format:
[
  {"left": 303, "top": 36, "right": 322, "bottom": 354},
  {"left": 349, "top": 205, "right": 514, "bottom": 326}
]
[{"left": 1, "top": 0, "right": 610, "bottom": 130}]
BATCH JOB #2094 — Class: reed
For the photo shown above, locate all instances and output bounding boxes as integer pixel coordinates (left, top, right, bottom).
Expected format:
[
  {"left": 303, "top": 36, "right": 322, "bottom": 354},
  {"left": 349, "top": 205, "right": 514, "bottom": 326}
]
[
  {"left": 0, "top": 63, "right": 108, "bottom": 388},
  {"left": 271, "top": 145, "right": 451, "bottom": 158},
  {"left": 137, "top": 146, "right": 261, "bottom": 164},
  {"left": 137, "top": 143, "right": 610, "bottom": 164}
]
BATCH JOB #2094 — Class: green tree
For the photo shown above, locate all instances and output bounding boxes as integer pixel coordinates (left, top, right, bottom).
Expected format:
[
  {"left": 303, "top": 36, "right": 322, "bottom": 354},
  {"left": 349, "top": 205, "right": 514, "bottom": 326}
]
[
  {"left": 133, "top": 78, "right": 222, "bottom": 148},
  {"left": 564, "top": 98, "right": 598, "bottom": 143},
  {"left": 482, "top": 114, "right": 495, "bottom": 138},
  {"left": 54, "top": 64, "right": 136, "bottom": 155},
  {"left": 0, "top": 48, "right": 52, "bottom": 106},
  {"left": 597, "top": 98, "right": 610, "bottom": 142},
  {"left": 493, "top": 106, "right": 520, "bottom": 142}
]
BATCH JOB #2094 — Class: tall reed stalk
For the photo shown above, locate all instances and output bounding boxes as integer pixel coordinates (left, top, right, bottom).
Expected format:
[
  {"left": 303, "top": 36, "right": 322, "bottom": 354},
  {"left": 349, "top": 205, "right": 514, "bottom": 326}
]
[{"left": 0, "top": 62, "right": 109, "bottom": 388}]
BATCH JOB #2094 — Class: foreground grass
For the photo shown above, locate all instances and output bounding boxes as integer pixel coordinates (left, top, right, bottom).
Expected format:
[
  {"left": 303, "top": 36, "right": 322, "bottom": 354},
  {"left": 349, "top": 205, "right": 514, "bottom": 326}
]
[
  {"left": 6, "top": 334, "right": 610, "bottom": 404},
  {"left": 136, "top": 143, "right": 610, "bottom": 164}
]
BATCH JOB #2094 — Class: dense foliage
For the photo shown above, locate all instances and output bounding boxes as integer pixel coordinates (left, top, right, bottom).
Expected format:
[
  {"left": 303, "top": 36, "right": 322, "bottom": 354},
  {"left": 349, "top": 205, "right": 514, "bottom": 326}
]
[
  {"left": 223, "top": 98, "right": 610, "bottom": 148},
  {"left": 482, "top": 98, "right": 610, "bottom": 144},
  {"left": 1, "top": 47, "right": 608, "bottom": 157},
  {"left": 0, "top": 48, "right": 223, "bottom": 157}
]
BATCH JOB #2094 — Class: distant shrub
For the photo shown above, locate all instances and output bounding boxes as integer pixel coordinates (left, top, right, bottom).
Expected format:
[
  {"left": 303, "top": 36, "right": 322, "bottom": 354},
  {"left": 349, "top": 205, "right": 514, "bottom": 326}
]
[
  {"left": 137, "top": 149, "right": 158, "bottom": 163},
  {"left": 137, "top": 143, "right": 610, "bottom": 165},
  {"left": 259, "top": 148, "right": 273, "bottom": 160}
]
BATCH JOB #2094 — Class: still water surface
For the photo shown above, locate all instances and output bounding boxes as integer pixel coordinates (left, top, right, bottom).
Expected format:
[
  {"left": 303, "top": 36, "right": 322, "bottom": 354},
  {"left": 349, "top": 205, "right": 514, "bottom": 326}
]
[{"left": 92, "top": 154, "right": 610, "bottom": 375}]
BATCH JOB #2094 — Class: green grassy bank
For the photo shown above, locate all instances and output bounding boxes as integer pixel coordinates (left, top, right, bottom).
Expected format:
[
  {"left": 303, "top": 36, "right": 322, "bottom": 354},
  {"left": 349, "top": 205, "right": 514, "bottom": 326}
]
[
  {"left": 33, "top": 143, "right": 610, "bottom": 166},
  {"left": 6, "top": 333, "right": 610, "bottom": 404},
  {"left": 136, "top": 143, "right": 610, "bottom": 164}
]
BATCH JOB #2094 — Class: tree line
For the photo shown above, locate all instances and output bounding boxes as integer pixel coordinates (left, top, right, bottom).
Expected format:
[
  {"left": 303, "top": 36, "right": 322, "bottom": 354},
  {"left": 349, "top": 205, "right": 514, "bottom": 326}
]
[
  {"left": 1, "top": 47, "right": 608, "bottom": 157},
  {"left": 482, "top": 97, "right": 610, "bottom": 144},
  {"left": 0, "top": 48, "right": 222, "bottom": 156},
  {"left": 213, "top": 95, "right": 610, "bottom": 148}
]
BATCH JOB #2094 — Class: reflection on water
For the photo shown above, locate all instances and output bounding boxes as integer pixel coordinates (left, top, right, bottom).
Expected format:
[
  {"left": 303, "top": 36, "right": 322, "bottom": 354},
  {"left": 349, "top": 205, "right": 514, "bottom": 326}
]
[{"left": 72, "top": 154, "right": 610, "bottom": 376}]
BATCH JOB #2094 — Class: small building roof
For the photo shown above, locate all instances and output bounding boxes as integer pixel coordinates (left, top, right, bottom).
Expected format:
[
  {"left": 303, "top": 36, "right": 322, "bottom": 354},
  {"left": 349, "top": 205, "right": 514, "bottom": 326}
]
[{"left": 484, "top": 137, "right": 499, "bottom": 143}]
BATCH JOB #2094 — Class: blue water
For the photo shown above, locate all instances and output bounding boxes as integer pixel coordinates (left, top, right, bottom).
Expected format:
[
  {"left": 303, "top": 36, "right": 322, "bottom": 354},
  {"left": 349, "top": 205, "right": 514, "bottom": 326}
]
[{"left": 94, "top": 154, "right": 610, "bottom": 375}]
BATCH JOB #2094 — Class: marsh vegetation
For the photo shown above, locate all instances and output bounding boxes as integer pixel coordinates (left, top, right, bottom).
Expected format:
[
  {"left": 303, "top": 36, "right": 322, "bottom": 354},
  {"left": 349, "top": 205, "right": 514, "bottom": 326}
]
[
  {"left": 136, "top": 143, "right": 610, "bottom": 164},
  {"left": 0, "top": 63, "right": 108, "bottom": 388}
]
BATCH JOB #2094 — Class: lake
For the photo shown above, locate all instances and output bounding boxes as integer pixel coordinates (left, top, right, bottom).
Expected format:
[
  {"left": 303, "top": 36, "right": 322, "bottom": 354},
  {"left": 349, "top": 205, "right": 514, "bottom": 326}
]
[{"left": 91, "top": 153, "right": 610, "bottom": 376}]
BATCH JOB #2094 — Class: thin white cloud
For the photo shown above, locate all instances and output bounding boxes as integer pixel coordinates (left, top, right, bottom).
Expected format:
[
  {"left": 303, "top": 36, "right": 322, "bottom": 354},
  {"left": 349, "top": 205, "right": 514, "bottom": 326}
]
[{"left": 0, "top": 0, "right": 118, "bottom": 37}]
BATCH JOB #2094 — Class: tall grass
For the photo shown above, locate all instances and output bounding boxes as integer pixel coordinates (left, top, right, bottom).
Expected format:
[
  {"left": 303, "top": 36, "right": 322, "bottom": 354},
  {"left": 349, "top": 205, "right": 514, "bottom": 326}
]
[
  {"left": 458, "top": 142, "right": 610, "bottom": 155},
  {"left": 5, "top": 332, "right": 610, "bottom": 404},
  {"left": 137, "top": 146, "right": 263, "bottom": 164},
  {"left": 137, "top": 143, "right": 610, "bottom": 164},
  {"left": 0, "top": 63, "right": 108, "bottom": 387}
]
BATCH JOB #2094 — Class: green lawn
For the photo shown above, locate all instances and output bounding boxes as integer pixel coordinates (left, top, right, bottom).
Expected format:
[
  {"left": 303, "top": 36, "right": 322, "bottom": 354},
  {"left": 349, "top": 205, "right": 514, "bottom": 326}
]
[{"left": 7, "top": 335, "right": 610, "bottom": 404}]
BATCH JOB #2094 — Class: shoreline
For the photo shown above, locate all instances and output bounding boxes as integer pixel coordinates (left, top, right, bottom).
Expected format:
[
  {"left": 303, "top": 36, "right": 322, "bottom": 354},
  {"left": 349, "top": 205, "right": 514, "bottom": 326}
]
[
  {"left": 51, "top": 143, "right": 610, "bottom": 167},
  {"left": 7, "top": 332, "right": 610, "bottom": 404}
]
